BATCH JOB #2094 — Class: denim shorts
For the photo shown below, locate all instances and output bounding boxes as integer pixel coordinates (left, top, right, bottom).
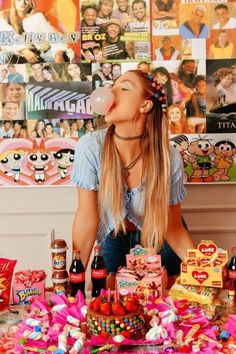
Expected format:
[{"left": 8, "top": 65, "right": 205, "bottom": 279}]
[{"left": 102, "top": 230, "right": 181, "bottom": 276}]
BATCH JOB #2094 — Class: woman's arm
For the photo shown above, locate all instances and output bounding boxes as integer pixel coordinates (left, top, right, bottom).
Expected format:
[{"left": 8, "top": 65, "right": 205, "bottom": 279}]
[
  {"left": 191, "top": 92, "right": 201, "bottom": 117},
  {"left": 72, "top": 187, "right": 99, "bottom": 268},
  {"left": 165, "top": 203, "right": 195, "bottom": 260},
  {"left": 178, "top": 81, "right": 192, "bottom": 105}
]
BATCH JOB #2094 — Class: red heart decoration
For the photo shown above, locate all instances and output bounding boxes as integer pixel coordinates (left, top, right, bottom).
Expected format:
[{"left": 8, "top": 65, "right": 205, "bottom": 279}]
[
  {"left": 199, "top": 243, "right": 217, "bottom": 256},
  {"left": 192, "top": 271, "right": 209, "bottom": 284}
]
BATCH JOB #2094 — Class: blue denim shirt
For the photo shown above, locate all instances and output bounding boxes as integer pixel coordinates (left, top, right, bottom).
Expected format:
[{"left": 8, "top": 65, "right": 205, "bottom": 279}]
[{"left": 71, "top": 129, "right": 186, "bottom": 244}]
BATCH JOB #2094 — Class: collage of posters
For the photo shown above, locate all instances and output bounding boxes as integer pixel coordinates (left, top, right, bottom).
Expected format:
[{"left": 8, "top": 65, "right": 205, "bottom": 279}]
[{"left": 0, "top": 0, "right": 235, "bottom": 186}]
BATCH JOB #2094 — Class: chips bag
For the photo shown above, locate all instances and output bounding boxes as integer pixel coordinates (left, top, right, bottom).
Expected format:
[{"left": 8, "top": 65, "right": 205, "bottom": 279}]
[{"left": 0, "top": 258, "right": 17, "bottom": 310}]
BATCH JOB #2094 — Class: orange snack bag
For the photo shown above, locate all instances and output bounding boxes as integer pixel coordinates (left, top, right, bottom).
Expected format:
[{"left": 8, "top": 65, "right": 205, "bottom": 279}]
[{"left": 0, "top": 258, "right": 17, "bottom": 310}]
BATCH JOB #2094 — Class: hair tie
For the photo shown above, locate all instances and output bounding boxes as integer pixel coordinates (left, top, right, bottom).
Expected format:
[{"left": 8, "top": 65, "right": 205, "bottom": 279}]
[{"left": 147, "top": 74, "right": 167, "bottom": 112}]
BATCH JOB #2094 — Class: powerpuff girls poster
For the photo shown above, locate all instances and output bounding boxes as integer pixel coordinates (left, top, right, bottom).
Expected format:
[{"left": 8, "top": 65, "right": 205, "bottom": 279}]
[{"left": 0, "top": 138, "right": 76, "bottom": 186}]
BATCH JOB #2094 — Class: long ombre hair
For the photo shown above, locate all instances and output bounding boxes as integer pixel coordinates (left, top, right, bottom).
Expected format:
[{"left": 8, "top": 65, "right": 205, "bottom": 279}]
[
  {"left": 2, "top": 0, "right": 36, "bottom": 34},
  {"left": 98, "top": 70, "right": 170, "bottom": 252}
]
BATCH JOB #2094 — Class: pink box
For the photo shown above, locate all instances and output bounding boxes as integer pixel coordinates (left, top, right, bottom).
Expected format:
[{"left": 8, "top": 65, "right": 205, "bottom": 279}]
[
  {"left": 116, "top": 268, "right": 167, "bottom": 301},
  {"left": 13, "top": 278, "right": 46, "bottom": 304},
  {"left": 116, "top": 245, "right": 167, "bottom": 300}
]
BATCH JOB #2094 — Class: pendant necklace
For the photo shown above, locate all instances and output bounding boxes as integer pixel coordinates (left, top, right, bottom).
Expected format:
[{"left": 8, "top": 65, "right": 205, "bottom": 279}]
[{"left": 122, "top": 153, "right": 142, "bottom": 177}]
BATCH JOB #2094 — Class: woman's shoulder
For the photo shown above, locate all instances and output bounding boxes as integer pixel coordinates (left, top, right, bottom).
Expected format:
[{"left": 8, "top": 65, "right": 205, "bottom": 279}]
[{"left": 77, "top": 128, "right": 107, "bottom": 150}]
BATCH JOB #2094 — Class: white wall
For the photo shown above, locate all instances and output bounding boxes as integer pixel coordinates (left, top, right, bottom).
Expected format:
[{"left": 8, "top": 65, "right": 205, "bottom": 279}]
[{"left": 0, "top": 184, "right": 235, "bottom": 287}]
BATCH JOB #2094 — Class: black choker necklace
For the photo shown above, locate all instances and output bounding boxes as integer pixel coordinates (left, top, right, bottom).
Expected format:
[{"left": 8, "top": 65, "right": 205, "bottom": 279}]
[{"left": 114, "top": 131, "right": 146, "bottom": 141}]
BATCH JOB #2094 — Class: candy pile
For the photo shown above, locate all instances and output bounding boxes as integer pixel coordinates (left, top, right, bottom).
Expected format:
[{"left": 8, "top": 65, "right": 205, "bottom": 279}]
[
  {"left": 14, "top": 270, "right": 46, "bottom": 287},
  {"left": 0, "top": 326, "right": 19, "bottom": 354},
  {"left": 144, "top": 296, "right": 236, "bottom": 353},
  {"left": 15, "top": 292, "right": 87, "bottom": 353}
]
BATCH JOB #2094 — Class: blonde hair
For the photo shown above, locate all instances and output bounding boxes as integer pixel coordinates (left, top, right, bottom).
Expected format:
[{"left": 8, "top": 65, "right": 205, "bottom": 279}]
[
  {"left": 98, "top": 70, "right": 170, "bottom": 252},
  {"left": 2, "top": 0, "right": 36, "bottom": 34}
]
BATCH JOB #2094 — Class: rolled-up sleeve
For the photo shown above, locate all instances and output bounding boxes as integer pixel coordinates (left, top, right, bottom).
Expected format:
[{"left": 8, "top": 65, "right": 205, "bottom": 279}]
[
  {"left": 169, "top": 147, "right": 186, "bottom": 205},
  {"left": 71, "top": 134, "right": 99, "bottom": 191}
]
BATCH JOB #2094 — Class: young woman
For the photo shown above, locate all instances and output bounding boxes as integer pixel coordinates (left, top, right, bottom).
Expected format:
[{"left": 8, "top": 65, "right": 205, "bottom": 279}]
[
  {"left": 42, "top": 66, "right": 59, "bottom": 82},
  {"left": 72, "top": 70, "right": 195, "bottom": 278},
  {"left": 0, "top": 0, "right": 73, "bottom": 64},
  {"left": 153, "top": 67, "right": 192, "bottom": 109},
  {"left": 65, "top": 63, "right": 88, "bottom": 82},
  {"left": 213, "top": 67, "right": 233, "bottom": 104},
  {"left": 167, "top": 104, "right": 191, "bottom": 134},
  {"left": 29, "top": 119, "right": 46, "bottom": 138}
]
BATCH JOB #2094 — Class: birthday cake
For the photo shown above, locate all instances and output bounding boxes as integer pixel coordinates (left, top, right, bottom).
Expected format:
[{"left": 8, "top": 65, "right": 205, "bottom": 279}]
[{"left": 86, "top": 293, "right": 146, "bottom": 339}]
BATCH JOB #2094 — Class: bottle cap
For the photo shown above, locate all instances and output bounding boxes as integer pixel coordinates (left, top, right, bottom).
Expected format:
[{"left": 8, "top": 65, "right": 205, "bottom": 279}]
[{"left": 50, "top": 239, "right": 68, "bottom": 253}]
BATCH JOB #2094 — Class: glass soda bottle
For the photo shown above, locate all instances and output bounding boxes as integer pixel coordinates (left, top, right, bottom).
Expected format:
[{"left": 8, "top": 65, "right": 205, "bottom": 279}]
[
  {"left": 69, "top": 250, "right": 86, "bottom": 298},
  {"left": 228, "top": 247, "right": 236, "bottom": 289},
  {"left": 91, "top": 245, "right": 107, "bottom": 298}
]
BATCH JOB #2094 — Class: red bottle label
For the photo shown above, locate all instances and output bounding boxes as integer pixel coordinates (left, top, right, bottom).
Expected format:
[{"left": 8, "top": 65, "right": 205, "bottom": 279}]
[
  {"left": 91, "top": 269, "right": 106, "bottom": 279},
  {"left": 229, "top": 270, "right": 236, "bottom": 280},
  {"left": 69, "top": 273, "right": 85, "bottom": 283}
]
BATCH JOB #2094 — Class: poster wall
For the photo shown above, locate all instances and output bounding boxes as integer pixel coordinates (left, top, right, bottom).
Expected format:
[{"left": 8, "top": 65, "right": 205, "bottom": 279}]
[{"left": 0, "top": 0, "right": 235, "bottom": 186}]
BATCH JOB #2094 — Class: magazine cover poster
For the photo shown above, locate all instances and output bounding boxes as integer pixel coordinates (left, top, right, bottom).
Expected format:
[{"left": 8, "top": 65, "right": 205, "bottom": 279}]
[
  {"left": 206, "top": 59, "right": 236, "bottom": 134},
  {"left": 151, "top": 59, "right": 206, "bottom": 134},
  {"left": 26, "top": 81, "right": 93, "bottom": 120},
  {"left": 25, "top": 62, "right": 92, "bottom": 83},
  {"left": 80, "top": 0, "right": 151, "bottom": 62},
  {"left": 152, "top": 0, "right": 179, "bottom": 35},
  {"left": 0, "top": 0, "right": 80, "bottom": 64},
  {"left": 179, "top": 3, "right": 211, "bottom": 40},
  {"left": 206, "top": 29, "right": 236, "bottom": 60},
  {"left": 0, "top": 137, "right": 77, "bottom": 186},
  {"left": 0, "top": 63, "right": 27, "bottom": 83},
  {"left": 0, "top": 101, "right": 25, "bottom": 121},
  {"left": 170, "top": 133, "right": 236, "bottom": 183}
]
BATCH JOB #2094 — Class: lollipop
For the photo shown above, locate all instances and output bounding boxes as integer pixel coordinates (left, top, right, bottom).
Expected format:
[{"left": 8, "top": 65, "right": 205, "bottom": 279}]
[{"left": 90, "top": 87, "right": 114, "bottom": 115}]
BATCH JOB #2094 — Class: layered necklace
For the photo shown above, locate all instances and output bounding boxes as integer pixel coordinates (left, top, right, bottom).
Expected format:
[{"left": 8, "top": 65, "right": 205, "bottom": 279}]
[{"left": 114, "top": 130, "right": 145, "bottom": 177}]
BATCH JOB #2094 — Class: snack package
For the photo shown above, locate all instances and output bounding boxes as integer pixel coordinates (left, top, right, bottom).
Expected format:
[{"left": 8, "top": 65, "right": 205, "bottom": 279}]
[
  {"left": 13, "top": 269, "right": 46, "bottom": 304},
  {"left": 0, "top": 258, "right": 17, "bottom": 310},
  {"left": 169, "top": 277, "right": 219, "bottom": 305}
]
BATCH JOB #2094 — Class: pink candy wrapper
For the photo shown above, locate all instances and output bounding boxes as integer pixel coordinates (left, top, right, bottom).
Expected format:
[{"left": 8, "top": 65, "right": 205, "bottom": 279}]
[{"left": 13, "top": 269, "right": 46, "bottom": 304}]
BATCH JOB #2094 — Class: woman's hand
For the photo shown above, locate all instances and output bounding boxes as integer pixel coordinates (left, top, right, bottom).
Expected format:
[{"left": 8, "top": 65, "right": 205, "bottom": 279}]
[{"left": 20, "top": 49, "right": 39, "bottom": 63}]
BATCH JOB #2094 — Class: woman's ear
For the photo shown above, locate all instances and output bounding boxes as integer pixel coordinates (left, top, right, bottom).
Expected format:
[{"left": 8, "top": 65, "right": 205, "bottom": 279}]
[{"left": 140, "top": 99, "right": 153, "bottom": 114}]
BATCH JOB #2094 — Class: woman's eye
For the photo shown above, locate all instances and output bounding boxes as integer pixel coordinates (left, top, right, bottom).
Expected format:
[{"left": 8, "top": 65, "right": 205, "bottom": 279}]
[{"left": 120, "top": 84, "right": 131, "bottom": 91}]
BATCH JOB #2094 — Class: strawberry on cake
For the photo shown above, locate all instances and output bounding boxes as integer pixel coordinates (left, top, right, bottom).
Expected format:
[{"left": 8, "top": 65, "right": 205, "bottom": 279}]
[{"left": 87, "top": 293, "right": 146, "bottom": 339}]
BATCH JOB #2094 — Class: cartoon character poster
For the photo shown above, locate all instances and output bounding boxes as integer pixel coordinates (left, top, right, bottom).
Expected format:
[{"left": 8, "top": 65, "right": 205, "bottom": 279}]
[
  {"left": 170, "top": 134, "right": 236, "bottom": 183},
  {"left": 0, "top": 138, "right": 76, "bottom": 186}
]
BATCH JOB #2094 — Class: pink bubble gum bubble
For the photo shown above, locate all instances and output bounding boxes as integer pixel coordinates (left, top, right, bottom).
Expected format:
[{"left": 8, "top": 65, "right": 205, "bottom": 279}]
[{"left": 90, "top": 87, "right": 114, "bottom": 116}]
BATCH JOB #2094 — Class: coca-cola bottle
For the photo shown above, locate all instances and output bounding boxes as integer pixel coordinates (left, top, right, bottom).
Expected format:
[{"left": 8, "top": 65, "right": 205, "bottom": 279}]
[
  {"left": 69, "top": 250, "right": 86, "bottom": 298},
  {"left": 91, "top": 245, "right": 107, "bottom": 298},
  {"left": 228, "top": 247, "right": 236, "bottom": 290}
]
